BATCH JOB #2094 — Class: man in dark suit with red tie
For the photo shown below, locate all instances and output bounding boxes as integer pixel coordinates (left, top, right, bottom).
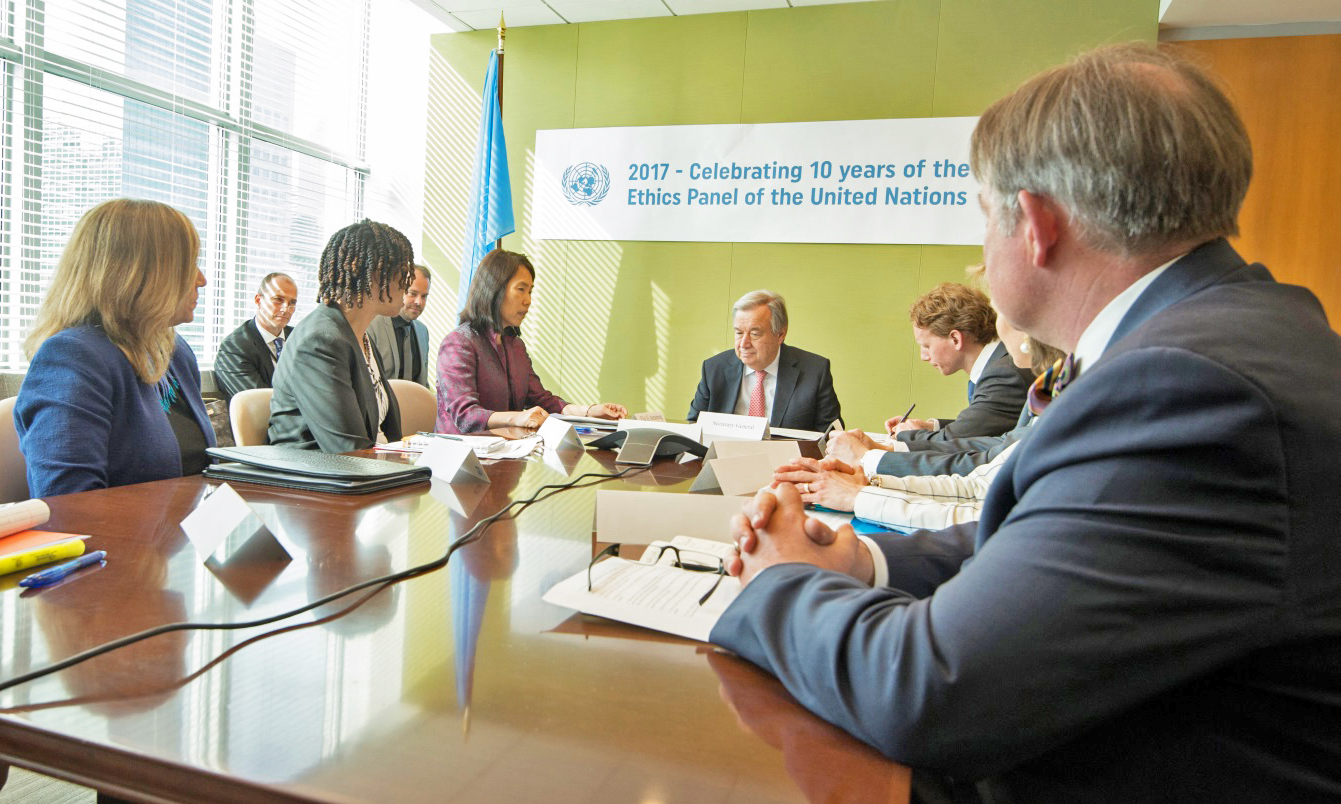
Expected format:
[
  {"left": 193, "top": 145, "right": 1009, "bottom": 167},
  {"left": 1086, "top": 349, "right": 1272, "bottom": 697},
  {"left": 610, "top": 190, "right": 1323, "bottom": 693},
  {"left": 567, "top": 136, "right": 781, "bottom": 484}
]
[
  {"left": 213, "top": 272, "right": 297, "bottom": 402},
  {"left": 687, "top": 289, "right": 842, "bottom": 433},
  {"left": 713, "top": 44, "right": 1341, "bottom": 803}
]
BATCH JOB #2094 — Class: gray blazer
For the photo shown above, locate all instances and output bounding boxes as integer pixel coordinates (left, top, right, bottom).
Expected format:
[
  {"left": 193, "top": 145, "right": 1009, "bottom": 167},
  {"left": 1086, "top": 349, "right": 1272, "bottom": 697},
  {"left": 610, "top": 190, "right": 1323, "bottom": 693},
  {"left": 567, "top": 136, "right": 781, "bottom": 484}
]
[
  {"left": 213, "top": 317, "right": 292, "bottom": 403},
  {"left": 897, "top": 341, "right": 1032, "bottom": 443},
  {"left": 686, "top": 343, "right": 842, "bottom": 432},
  {"left": 712, "top": 239, "right": 1341, "bottom": 801},
  {"left": 368, "top": 314, "right": 430, "bottom": 387},
  {"left": 268, "top": 304, "right": 403, "bottom": 452}
]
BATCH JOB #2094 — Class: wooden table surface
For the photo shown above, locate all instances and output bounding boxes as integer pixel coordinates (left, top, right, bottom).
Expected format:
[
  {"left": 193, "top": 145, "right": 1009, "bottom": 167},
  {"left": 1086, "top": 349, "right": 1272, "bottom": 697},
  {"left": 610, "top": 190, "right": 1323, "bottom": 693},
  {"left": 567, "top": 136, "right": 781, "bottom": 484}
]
[{"left": 0, "top": 440, "right": 910, "bottom": 803}]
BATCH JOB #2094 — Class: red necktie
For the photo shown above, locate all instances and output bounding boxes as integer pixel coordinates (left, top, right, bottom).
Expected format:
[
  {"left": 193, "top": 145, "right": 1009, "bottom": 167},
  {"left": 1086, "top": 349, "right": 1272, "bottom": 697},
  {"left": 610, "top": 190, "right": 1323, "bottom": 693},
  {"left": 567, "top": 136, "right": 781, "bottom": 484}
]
[{"left": 748, "top": 370, "right": 766, "bottom": 418}]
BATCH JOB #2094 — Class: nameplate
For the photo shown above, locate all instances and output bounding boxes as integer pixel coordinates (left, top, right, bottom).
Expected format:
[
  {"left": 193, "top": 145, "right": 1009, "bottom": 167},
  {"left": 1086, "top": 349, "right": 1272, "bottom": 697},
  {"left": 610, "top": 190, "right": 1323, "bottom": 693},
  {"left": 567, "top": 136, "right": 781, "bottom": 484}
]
[
  {"left": 632, "top": 411, "right": 666, "bottom": 422},
  {"left": 689, "top": 439, "right": 800, "bottom": 493},
  {"left": 417, "top": 439, "right": 491, "bottom": 484},
  {"left": 595, "top": 490, "right": 745, "bottom": 545},
  {"left": 539, "top": 416, "right": 584, "bottom": 452},
  {"left": 698, "top": 411, "right": 769, "bottom": 442},
  {"left": 428, "top": 476, "right": 489, "bottom": 517},
  {"left": 182, "top": 482, "right": 290, "bottom": 564}
]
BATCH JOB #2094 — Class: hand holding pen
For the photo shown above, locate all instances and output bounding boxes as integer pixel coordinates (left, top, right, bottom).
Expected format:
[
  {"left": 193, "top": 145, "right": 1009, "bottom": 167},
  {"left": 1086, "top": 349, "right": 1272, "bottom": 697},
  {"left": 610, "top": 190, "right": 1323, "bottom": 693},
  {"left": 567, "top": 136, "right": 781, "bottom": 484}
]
[{"left": 884, "top": 403, "right": 916, "bottom": 435}]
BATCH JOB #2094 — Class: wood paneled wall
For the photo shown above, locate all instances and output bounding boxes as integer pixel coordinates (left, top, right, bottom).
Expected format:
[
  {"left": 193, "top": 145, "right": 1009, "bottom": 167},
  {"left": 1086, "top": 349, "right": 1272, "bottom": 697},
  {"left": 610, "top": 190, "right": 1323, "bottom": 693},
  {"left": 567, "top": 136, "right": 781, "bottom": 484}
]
[{"left": 1173, "top": 35, "right": 1341, "bottom": 329}]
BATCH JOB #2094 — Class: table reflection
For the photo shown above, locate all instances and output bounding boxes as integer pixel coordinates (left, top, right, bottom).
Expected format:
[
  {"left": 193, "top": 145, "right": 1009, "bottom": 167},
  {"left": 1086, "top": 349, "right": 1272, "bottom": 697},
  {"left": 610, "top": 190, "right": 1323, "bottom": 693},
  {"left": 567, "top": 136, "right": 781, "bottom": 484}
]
[{"left": 708, "top": 650, "right": 912, "bottom": 803}]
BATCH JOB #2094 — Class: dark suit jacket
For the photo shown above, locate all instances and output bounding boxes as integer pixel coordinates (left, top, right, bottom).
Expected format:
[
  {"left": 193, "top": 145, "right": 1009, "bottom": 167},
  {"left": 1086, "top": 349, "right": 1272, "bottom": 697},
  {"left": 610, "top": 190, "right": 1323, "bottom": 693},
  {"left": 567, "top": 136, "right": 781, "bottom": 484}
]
[
  {"left": 267, "top": 304, "right": 402, "bottom": 452},
  {"left": 368, "top": 314, "right": 430, "bottom": 387},
  {"left": 876, "top": 406, "right": 1030, "bottom": 477},
  {"left": 898, "top": 341, "right": 1032, "bottom": 443},
  {"left": 712, "top": 239, "right": 1341, "bottom": 801},
  {"left": 213, "top": 318, "right": 292, "bottom": 402},
  {"left": 686, "top": 343, "right": 841, "bottom": 432}
]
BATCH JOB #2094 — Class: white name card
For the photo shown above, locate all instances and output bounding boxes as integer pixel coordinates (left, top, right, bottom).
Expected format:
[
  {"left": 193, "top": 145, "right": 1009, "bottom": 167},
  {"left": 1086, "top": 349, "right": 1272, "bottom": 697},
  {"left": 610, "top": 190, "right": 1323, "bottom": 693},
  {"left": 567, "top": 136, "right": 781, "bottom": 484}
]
[
  {"left": 181, "top": 482, "right": 290, "bottom": 564},
  {"left": 698, "top": 411, "right": 769, "bottom": 442},
  {"left": 690, "top": 440, "right": 800, "bottom": 494},
  {"left": 539, "top": 416, "right": 584, "bottom": 452},
  {"left": 417, "top": 439, "right": 491, "bottom": 484},
  {"left": 595, "top": 490, "right": 746, "bottom": 545}
]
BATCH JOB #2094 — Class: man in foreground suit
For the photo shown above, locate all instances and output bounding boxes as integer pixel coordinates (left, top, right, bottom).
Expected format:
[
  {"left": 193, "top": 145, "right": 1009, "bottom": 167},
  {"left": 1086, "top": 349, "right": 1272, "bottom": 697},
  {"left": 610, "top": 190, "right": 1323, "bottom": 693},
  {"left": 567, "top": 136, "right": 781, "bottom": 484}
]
[
  {"left": 369, "top": 262, "right": 432, "bottom": 386},
  {"left": 213, "top": 272, "right": 298, "bottom": 402},
  {"left": 712, "top": 44, "right": 1341, "bottom": 802},
  {"left": 687, "top": 289, "right": 841, "bottom": 432}
]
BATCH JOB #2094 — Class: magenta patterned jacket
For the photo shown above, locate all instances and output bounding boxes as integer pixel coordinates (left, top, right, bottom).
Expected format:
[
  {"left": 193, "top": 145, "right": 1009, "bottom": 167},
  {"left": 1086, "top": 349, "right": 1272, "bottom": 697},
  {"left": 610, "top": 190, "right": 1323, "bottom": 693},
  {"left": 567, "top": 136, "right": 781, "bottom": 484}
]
[{"left": 435, "top": 323, "right": 567, "bottom": 434}]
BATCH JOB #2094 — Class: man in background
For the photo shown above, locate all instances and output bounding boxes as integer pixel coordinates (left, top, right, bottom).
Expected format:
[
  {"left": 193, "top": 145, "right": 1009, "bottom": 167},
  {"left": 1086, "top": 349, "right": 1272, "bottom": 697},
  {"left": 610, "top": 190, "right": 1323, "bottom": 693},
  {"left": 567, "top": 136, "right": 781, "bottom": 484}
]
[
  {"left": 687, "top": 289, "right": 841, "bottom": 433},
  {"left": 213, "top": 272, "right": 298, "bottom": 403},
  {"left": 370, "top": 262, "right": 432, "bottom": 387}
]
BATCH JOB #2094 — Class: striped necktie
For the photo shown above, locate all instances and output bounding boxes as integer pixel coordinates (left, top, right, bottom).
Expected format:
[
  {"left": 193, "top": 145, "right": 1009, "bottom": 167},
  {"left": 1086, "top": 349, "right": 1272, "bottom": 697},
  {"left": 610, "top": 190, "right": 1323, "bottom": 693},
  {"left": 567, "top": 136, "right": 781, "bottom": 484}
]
[
  {"left": 273, "top": 336, "right": 284, "bottom": 360},
  {"left": 1026, "top": 353, "right": 1076, "bottom": 416}
]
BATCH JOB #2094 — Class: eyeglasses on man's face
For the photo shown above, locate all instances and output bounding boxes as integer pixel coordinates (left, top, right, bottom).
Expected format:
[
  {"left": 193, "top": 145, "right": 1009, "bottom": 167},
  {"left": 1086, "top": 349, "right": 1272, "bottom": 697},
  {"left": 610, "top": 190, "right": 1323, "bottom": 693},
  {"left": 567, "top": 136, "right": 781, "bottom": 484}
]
[
  {"left": 266, "top": 295, "right": 298, "bottom": 310},
  {"left": 587, "top": 543, "right": 726, "bottom": 606}
]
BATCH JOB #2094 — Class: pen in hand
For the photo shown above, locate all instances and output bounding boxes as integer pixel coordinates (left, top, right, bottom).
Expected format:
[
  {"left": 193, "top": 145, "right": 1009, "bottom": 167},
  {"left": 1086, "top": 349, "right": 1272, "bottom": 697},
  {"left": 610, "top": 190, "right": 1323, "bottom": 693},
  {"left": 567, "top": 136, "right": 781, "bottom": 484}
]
[
  {"left": 886, "top": 403, "right": 916, "bottom": 435},
  {"left": 19, "top": 550, "right": 107, "bottom": 588}
]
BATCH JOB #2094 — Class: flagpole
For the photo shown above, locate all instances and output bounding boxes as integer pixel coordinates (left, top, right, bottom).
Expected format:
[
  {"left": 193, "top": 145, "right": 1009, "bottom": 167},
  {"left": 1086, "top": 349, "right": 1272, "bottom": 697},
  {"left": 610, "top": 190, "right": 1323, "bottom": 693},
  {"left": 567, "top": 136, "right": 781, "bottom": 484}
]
[{"left": 494, "top": 14, "right": 506, "bottom": 252}]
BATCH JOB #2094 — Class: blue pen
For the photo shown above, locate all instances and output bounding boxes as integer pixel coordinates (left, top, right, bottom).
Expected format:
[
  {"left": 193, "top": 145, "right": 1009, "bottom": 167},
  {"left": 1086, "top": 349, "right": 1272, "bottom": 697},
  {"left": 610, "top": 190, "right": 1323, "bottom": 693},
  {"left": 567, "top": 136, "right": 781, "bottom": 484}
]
[{"left": 19, "top": 550, "right": 107, "bottom": 588}]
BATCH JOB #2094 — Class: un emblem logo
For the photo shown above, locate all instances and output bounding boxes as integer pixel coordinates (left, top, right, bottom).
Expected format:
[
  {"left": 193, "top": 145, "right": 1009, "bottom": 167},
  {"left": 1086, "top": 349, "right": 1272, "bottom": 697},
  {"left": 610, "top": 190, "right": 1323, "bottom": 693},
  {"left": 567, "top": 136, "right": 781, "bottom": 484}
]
[{"left": 561, "top": 163, "right": 610, "bottom": 206}]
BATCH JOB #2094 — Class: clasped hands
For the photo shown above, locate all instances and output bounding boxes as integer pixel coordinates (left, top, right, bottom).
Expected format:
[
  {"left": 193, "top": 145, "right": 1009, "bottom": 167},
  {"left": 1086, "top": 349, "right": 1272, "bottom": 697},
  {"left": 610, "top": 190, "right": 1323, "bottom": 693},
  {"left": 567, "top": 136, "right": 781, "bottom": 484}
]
[{"left": 727, "top": 475, "right": 875, "bottom": 588}]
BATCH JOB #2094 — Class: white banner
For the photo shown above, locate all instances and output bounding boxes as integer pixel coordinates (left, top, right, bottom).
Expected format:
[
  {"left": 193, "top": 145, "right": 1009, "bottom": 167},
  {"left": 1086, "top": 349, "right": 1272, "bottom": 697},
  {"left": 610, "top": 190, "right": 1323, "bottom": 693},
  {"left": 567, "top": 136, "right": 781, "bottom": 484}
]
[{"left": 532, "top": 117, "right": 982, "bottom": 246}]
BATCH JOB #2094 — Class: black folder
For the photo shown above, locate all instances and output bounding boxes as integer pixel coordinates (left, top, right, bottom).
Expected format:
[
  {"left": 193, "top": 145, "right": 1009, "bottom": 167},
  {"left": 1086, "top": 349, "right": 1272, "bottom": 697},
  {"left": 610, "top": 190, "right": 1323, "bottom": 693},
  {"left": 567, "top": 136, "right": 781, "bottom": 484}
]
[{"left": 204, "top": 446, "right": 432, "bottom": 495}]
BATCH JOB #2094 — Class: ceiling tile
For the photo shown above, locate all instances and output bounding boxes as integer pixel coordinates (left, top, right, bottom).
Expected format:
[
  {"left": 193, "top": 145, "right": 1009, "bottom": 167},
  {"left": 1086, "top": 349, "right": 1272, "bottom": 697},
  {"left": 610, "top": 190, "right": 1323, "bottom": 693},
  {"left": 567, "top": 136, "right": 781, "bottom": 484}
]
[
  {"left": 550, "top": 0, "right": 673, "bottom": 24},
  {"left": 455, "top": 5, "right": 568, "bottom": 29},
  {"left": 665, "top": 0, "right": 786, "bottom": 14}
]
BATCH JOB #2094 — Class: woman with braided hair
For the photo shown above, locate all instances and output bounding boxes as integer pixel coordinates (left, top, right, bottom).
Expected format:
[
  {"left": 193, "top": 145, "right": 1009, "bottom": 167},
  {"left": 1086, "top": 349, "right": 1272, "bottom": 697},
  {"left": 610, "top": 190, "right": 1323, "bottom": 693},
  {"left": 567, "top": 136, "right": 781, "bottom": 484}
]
[{"left": 268, "top": 219, "right": 414, "bottom": 451}]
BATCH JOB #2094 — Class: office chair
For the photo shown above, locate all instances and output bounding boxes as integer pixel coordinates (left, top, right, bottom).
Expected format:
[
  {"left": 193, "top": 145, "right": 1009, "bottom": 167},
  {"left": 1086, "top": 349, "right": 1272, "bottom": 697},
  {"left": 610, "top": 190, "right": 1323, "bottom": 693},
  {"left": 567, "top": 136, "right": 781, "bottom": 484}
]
[
  {"left": 0, "top": 396, "right": 29, "bottom": 503},
  {"left": 229, "top": 388, "right": 274, "bottom": 447},
  {"left": 388, "top": 379, "right": 436, "bottom": 436}
]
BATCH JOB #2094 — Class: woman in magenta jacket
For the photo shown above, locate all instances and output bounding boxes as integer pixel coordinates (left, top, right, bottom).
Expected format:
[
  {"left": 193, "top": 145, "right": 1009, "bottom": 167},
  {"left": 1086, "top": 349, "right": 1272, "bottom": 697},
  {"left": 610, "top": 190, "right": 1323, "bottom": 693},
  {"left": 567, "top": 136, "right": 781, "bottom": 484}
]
[{"left": 435, "top": 249, "right": 625, "bottom": 434}]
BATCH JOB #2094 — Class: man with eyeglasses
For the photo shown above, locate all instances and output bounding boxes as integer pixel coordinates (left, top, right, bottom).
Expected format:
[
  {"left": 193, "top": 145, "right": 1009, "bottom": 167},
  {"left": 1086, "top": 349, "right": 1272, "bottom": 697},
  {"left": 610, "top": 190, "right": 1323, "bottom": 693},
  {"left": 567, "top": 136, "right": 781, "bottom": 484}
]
[{"left": 213, "top": 272, "right": 299, "bottom": 403}]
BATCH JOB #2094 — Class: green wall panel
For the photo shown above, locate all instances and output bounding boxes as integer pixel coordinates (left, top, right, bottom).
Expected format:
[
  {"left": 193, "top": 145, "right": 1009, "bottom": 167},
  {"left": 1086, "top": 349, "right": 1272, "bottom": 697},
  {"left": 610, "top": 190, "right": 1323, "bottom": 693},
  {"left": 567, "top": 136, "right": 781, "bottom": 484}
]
[
  {"left": 574, "top": 14, "right": 748, "bottom": 128},
  {"left": 740, "top": 1, "right": 941, "bottom": 123},
  {"left": 425, "top": 0, "right": 1155, "bottom": 433}
]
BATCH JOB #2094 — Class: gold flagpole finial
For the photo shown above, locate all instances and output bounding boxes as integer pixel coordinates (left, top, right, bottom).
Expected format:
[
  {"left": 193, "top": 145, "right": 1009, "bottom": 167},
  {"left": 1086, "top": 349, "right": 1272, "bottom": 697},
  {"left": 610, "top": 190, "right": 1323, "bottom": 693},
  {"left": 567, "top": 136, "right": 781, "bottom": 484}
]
[{"left": 497, "top": 13, "right": 506, "bottom": 53}]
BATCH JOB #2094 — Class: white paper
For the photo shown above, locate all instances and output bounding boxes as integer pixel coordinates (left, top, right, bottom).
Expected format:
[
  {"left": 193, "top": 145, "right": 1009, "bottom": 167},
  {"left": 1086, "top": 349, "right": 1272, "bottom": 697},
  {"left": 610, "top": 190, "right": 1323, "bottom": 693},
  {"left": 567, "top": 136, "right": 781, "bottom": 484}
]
[
  {"left": 632, "top": 411, "right": 666, "bottom": 422},
  {"left": 0, "top": 499, "right": 50, "bottom": 539},
  {"left": 542, "top": 536, "right": 740, "bottom": 642}
]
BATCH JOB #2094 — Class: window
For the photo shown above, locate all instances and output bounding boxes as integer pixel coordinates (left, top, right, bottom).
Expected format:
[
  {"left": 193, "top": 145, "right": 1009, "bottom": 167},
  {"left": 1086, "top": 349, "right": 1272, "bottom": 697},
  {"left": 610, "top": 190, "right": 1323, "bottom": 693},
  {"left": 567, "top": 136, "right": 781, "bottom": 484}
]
[{"left": 0, "top": 0, "right": 375, "bottom": 370}]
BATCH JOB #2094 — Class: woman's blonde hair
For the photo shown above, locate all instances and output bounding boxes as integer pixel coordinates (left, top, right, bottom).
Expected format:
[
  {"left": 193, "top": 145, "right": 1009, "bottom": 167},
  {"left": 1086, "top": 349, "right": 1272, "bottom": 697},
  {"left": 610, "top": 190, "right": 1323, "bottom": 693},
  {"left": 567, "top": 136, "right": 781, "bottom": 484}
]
[{"left": 25, "top": 199, "right": 200, "bottom": 384}]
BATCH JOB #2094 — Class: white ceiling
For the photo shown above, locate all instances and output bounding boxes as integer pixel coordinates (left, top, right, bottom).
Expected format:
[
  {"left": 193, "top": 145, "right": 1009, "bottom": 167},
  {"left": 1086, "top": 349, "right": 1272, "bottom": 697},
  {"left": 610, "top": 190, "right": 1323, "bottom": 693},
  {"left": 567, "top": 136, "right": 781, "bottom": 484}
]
[{"left": 408, "top": 0, "right": 1341, "bottom": 34}]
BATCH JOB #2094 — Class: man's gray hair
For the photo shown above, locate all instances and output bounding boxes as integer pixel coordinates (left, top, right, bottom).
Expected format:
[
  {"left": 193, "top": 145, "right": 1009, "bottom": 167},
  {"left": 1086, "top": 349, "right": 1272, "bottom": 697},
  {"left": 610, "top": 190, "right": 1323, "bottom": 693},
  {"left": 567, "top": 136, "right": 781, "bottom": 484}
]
[
  {"left": 733, "top": 289, "right": 788, "bottom": 335},
  {"left": 970, "top": 43, "right": 1252, "bottom": 257}
]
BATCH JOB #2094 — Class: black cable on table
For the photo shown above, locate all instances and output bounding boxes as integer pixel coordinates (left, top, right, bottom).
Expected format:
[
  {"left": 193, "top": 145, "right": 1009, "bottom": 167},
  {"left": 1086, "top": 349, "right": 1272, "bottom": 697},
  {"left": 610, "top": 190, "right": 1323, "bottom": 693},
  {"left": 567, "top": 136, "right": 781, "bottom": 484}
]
[{"left": 0, "top": 464, "right": 648, "bottom": 695}]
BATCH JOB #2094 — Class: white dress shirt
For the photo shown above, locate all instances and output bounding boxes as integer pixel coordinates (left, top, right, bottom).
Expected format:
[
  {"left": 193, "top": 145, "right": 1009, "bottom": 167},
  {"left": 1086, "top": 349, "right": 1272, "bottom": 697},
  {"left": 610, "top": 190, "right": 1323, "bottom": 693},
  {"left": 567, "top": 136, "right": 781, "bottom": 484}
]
[{"left": 733, "top": 350, "right": 781, "bottom": 419}]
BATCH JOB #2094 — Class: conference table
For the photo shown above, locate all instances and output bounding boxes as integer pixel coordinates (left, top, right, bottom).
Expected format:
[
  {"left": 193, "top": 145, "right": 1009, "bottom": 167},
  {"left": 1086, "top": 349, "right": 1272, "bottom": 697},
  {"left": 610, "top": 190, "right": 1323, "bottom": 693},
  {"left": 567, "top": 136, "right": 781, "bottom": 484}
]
[{"left": 0, "top": 435, "right": 911, "bottom": 803}]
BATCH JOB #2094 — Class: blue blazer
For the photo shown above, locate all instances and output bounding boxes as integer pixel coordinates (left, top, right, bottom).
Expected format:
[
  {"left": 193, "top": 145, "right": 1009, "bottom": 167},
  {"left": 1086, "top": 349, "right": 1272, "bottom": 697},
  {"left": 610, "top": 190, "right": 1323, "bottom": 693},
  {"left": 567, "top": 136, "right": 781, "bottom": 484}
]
[
  {"left": 15, "top": 326, "right": 215, "bottom": 497},
  {"left": 712, "top": 240, "right": 1341, "bottom": 801}
]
